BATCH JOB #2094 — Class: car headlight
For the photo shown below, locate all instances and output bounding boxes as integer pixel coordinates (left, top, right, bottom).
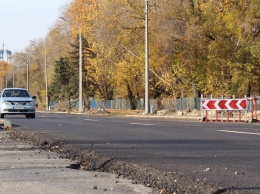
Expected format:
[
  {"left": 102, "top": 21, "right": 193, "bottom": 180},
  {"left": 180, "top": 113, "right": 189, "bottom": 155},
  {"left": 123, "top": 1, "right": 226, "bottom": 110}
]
[
  {"left": 27, "top": 102, "right": 35, "bottom": 106},
  {"left": 2, "top": 101, "right": 11, "bottom": 105}
]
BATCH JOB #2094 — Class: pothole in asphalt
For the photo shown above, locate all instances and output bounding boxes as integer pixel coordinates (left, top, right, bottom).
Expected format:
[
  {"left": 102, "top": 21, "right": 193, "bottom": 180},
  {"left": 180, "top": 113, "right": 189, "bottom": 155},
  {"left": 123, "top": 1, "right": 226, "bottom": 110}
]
[{"left": 66, "top": 163, "right": 81, "bottom": 170}]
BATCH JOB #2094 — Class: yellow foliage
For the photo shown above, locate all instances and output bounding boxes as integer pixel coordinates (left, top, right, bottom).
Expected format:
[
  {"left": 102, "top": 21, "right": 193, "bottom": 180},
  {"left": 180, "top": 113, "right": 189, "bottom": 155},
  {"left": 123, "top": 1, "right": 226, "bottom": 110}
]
[
  {"left": 62, "top": 0, "right": 260, "bottom": 99},
  {"left": 0, "top": 61, "right": 12, "bottom": 81},
  {"left": 68, "top": 0, "right": 99, "bottom": 37}
]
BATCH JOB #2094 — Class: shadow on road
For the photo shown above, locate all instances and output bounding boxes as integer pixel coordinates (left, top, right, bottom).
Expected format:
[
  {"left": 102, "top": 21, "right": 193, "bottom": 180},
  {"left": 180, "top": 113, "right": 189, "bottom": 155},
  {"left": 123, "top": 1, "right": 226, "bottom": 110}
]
[{"left": 213, "top": 187, "right": 260, "bottom": 194}]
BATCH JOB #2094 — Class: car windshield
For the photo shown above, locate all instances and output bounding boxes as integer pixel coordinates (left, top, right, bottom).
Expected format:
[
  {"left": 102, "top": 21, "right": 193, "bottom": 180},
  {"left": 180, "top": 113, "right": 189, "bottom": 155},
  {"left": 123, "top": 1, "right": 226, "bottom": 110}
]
[{"left": 2, "top": 90, "right": 30, "bottom": 98}]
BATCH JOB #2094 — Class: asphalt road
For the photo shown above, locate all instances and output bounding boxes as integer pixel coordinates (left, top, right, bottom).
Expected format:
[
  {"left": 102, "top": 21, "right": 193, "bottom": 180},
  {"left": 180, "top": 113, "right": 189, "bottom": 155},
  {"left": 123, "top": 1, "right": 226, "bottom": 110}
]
[{"left": 7, "top": 112, "right": 260, "bottom": 192}]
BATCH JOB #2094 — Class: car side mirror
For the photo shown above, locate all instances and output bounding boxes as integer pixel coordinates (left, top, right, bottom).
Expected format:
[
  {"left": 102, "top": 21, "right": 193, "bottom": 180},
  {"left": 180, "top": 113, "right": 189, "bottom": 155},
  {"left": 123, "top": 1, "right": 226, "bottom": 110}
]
[{"left": 32, "top": 96, "right": 37, "bottom": 99}]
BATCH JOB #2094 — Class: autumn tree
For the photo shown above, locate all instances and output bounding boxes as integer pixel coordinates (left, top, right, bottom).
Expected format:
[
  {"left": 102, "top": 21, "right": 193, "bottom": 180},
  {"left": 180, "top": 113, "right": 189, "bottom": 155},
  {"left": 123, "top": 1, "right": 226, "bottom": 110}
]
[
  {"left": 194, "top": 0, "right": 260, "bottom": 96},
  {"left": 0, "top": 61, "right": 12, "bottom": 89},
  {"left": 99, "top": 0, "right": 145, "bottom": 108},
  {"left": 15, "top": 0, "right": 260, "bottom": 109},
  {"left": 49, "top": 57, "right": 75, "bottom": 105},
  {"left": 68, "top": 35, "right": 96, "bottom": 101},
  {"left": 228, "top": 0, "right": 260, "bottom": 96}
]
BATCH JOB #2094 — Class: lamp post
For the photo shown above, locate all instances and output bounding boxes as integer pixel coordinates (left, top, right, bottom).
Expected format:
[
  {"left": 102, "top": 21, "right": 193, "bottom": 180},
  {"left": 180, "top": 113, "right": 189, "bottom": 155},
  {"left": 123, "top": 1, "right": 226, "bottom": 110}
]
[
  {"left": 5, "top": 50, "right": 12, "bottom": 88},
  {"left": 26, "top": 57, "right": 29, "bottom": 90},
  {"left": 11, "top": 55, "right": 14, "bottom": 88},
  {"left": 1, "top": 48, "right": 7, "bottom": 88},
  {"left": 144, "top": 0, "right": 150, "bottom": 114},
  {"left": 60, "top": 17, "right": 83, "bottom": 113},
  {"left": 19, "top": 53, "right": 29, "bottom": 91},
  {"left": 44, "top": 42, "right": 49, "bottom": 112},
  {"left": 78, "top": 29, "right": 83, "bottom": 113},
  {"left": 30, "top": 40, "right": 48, "bottom": 111},
  {"left": 1, "top": 44, "right": 8, "bottom": 88}
]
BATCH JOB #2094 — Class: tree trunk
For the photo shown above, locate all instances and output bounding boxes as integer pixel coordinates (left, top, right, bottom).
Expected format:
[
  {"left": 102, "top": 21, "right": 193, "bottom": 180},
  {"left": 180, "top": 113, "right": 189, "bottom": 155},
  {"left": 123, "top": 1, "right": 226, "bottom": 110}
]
[
  {"left": 126, "top": 82, "right": 136, "bottom": 110},
  {"left": 246, "top": 84, "right": 251, "bottom": 97}
]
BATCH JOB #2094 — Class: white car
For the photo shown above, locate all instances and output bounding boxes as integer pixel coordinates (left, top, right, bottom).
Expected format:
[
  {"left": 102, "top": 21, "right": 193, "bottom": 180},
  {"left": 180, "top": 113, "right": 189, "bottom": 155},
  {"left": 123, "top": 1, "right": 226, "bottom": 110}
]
[{"left": 0, "top": 88, "right": 36, "bottom": 118}]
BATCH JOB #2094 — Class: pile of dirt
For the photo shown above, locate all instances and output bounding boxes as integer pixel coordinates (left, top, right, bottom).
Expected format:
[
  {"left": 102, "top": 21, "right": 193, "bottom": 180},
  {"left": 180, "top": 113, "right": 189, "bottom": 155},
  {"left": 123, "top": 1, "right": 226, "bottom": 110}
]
[
  {"left": 89, "top": 108, "right": 111, "bottom": 115},
  {"left": 155, "top": 109, "right": 201, "bottom": 117}
]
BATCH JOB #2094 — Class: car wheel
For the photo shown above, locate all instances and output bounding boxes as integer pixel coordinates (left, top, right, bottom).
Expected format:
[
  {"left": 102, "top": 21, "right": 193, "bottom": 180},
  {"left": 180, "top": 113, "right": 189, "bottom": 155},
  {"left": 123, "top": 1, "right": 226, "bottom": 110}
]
[
  {"left": 0, "top": 114, "right": 4, "bottom": 118},
  {"left": 30, "top": 114, "right": 35, "bottom": 119}
]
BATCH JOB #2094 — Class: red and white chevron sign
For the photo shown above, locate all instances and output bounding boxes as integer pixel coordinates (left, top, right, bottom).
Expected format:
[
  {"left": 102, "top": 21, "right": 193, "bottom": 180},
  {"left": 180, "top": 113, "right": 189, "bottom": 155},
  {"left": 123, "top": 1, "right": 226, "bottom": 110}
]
[{"left": 202, "top": 99, "right": 247, "bottom": 110}]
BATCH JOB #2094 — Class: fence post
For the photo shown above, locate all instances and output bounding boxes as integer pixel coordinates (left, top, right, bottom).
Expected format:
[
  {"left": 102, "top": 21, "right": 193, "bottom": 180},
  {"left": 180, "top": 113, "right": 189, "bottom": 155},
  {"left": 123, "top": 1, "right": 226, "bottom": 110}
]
[
  {"left": 227, "top": 95, "right": 230, "bottom": 122},
  {"left": 215, "top": 96, "right": 218, "bottom": 122},
  {"left": 252, "top": 96, "right": 254, "bottom": 121},
  {"left": 210, "top": 94, "right": 212, "bottom": 121},
  {"left": 221, "top": 95, "right": 224, "bottom": 122},
  {"left": 251, "top": 96, "right": 258, "bottom": 122},
  {"left": 201, "top": 94, "right": 204, "bottom": 121},
  {"left": 254, "top": 96, "right": 258, "bottom": 121}
]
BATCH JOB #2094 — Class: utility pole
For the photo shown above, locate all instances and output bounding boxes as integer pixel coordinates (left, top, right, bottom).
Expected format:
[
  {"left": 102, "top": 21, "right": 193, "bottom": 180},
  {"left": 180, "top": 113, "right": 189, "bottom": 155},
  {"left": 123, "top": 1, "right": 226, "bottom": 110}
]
[
  {"left": 19, "top": 53, "right": 29, "bottom": 91},
  {"left": 6, "top": 50, "right": 12, "bottom": 88},
  {"left": 2, "top": 44, "right": 8, "bottom": 88},
  {"left": 59, "top": 17, "right": 84, "bottom": 113},
  {"left": 26, "top": 57, "right": 29, "bottom": 90},
  {"left": 78, "top": 30, "right": 83, "bottom": 113},
  {"left": 0, "top": 44, "right": 2, "bottom": 91},
  {"left": 12, "top": 57, "right": 14, "bottom": 88},
  {"left": 0, "top": 44, "right": 3, "bottom": 61},
  {"left": 1, "top": 45, "right": 12, "bottom": 88},
  {"left": 9, "top": 53, "right": 14, "bottom": 88},
  {"left": 144, "top": 0, "right": 150, "bottom": 114},
  {"left": 44, "top": 42, "right": 48, "bottom": 111}
]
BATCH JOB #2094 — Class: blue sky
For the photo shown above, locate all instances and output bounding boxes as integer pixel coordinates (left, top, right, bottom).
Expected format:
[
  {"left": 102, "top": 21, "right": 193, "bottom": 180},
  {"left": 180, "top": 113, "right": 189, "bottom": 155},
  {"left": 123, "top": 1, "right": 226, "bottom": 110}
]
[{"left": 0, "top": 0, "right": 72, "bottom": 53}]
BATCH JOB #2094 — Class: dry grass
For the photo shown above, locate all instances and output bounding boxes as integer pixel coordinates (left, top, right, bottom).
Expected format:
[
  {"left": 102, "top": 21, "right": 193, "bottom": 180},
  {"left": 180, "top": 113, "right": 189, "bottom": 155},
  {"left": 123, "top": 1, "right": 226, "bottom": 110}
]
[{"left": 108, "top": 109, "right": 142, "bottom": 116}]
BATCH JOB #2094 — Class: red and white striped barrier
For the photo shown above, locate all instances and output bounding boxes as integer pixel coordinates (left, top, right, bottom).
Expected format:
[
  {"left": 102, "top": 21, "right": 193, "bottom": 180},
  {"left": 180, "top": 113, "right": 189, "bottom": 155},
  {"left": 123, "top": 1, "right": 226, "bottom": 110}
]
[
  {"left": 200, "top": 96, "right": 258, "bottom": 122},
  {"left": 202, "top": 99, "right": 247, "bottom": 110}
]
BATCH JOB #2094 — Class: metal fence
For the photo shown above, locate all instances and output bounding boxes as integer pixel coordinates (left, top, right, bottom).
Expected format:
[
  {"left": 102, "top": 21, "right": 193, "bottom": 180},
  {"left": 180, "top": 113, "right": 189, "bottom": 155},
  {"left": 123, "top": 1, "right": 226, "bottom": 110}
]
[
  {"left": 244, "top": 97, "right": 260, "bottom": 112},
  {"left": 51, "top": 98, "right": 201, "bottom": 112},
  {"left": 49, "top": 97, "right": 260, "bottom": 116},
  {"left": 149, "top": 98, "right": 201, "bottom": 112},
  {"left": 89, "top": 99, "right": 143, "bottom": 110}
]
